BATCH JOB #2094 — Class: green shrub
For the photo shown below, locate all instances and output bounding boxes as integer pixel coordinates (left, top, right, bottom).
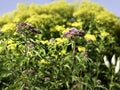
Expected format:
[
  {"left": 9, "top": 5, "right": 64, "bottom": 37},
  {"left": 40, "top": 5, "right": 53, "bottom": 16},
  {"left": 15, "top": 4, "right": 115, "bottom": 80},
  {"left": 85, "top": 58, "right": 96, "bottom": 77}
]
[{"left": 0, "top": 1, "right": 120, "bottom": 90}]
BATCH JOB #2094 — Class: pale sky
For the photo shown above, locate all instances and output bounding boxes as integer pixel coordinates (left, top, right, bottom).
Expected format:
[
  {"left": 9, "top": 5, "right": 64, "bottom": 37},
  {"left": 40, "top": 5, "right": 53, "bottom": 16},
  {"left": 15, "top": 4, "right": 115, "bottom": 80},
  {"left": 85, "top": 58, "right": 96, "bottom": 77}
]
[{"left": 0, "top": 0, "right": 120, "bottom": 17}]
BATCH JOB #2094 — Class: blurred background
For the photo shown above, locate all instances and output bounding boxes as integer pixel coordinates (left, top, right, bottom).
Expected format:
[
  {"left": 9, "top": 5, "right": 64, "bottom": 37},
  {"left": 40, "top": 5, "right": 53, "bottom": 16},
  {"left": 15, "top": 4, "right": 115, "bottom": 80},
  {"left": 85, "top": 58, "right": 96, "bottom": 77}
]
[{"left": 0, "top": 0, "right": 120, "bottom": 17}]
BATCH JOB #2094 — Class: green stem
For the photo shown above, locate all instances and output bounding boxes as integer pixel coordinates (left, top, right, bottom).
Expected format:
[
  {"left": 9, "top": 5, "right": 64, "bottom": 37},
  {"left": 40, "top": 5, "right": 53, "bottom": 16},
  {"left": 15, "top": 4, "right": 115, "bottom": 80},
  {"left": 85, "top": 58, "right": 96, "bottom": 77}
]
[
  {"left": 24, "top": 33, "right": 30, "bottom": 69},
  {"left": 25, "top": 35, "right": 28, "bottom": 57},
  {"left": 70, "top": 40, "right": 76, "bottom": 89},
  {"left": 72, "top": 40, "right": 76, "bottom": 61},
  {"left": 109, "top": 74, "right": 114, "bottom": 90}
]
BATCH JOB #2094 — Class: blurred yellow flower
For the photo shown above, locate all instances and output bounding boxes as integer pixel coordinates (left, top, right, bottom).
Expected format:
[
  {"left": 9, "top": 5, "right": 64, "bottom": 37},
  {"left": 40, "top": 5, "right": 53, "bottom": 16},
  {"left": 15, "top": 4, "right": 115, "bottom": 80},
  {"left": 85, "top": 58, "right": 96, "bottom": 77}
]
[
  {"left": 78, "top": 46, "right": 86, "bottom": 52},
  {"left": 71, "top": 22, "right": 82, "bottom": 27},
  {"left": 40, "top": 40, "right": 49, "bottom": 44},
  {"left": 13, "top": 17, "right": 21, "bottom": 23},
  {"left": 26, "top": 15, "right": 40, "bottom": 24},
  {"left": 0, "top": 47, "right": 2, "bottom": 52},
  {"left": 7, "top": 44, "right": 17, "bottom": 50},
  {"left": 61, "top": 49, "right": 66, "bottom": 54},
  {"left": 7, "top": 39, "right": 13, "bottom": 44},
  {"left": 40, "top": 14, "right": 52, "bottom": 19},
  {"left": 85, "top": 34, "right": 96, "bottom": 41},
  {"left": 40, "top": 59, "right": 49, "bottom": 64},
  {"left": 56, "top": 38, "right": 68, "bottom": 44},
  {"left": 67, "top": 22, "right": 72, "bottom": 26},
  {"left": 13, "top": 32, "right": 17, "bottom": 35},
  {"left": 100, "top": 31, "right": 109, "bottom": 37},
  {"left": 62, "top": 28, "right": 69, "bottom": 34},
  {"left": 20, "top": 74, "right": 27, "bottom": 78},
  {"left": 55, "top": 25, "right": 65, "bottom": 32},
  {"left": 59, "top": 49, "right": 66, "bottom": 55},
  {"left": 1, "top": 23, "right": 16, "bottom": 33}
]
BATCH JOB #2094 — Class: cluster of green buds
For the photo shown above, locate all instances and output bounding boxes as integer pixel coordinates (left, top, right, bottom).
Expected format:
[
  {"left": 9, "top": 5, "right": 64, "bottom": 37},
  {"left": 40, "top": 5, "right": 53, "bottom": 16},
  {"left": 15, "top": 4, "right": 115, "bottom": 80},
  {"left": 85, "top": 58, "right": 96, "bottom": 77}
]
[{"left": 104, "top": 55, "right": 120, "bottom": 74}]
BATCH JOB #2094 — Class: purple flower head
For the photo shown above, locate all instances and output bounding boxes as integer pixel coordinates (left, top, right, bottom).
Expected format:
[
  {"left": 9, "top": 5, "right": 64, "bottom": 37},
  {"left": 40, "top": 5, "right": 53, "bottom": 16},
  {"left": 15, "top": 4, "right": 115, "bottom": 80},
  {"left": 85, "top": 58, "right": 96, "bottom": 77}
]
[
  {"left": 28, "top": 43, "right": 34, "bottom": 48},
  {"left": 69, "top": 28, "right": 78, "bottom": 32},
  {"left": 16, "top": 22, "right": 41, "bottom": 34},
  {"left": 69, "top": 28, "right": 85, "bottom": 36},
  {"left": 19, "top": 22, "right": 27, "bottom": 26},
  {"left": 62, "top": 28, "right": 85, "bottom": 38},
  {"left": 62, "top": 32, "right": 72, "bottom": 38},
  {"left": 16, "top": 22, "right": 27, "bottom": 32},
  {"left": 82, "top": 50, "right": 88, "bottom": 57},
  {"left": 44, "top": 77, "right": 50, "bottom": 81},
  {"left": 28, "top": 68, "right": 35, "bottom": 74},
  {"left": 32, "top": 29, "right": 41, "bottom": 34},
  {"left": 25, "top": 24, "right": 34, "bottom": 29}
]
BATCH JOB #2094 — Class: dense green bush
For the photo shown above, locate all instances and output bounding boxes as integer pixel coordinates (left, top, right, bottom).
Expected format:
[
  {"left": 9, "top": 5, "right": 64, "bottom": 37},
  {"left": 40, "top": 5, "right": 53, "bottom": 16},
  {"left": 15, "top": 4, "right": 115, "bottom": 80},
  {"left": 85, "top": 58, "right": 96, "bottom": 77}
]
[{"left": 0, "top": 1, "right": 120, "bottom": 90}]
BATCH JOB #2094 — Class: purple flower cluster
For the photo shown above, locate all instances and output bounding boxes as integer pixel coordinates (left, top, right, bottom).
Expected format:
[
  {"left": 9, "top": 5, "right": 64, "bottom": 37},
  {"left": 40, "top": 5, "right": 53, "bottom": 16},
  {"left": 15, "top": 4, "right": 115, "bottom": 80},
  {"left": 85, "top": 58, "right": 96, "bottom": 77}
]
[
  {"left": 62, "top": 28, "right": 85, "bottom": 38},
  {"left": 28, "top": 68, "right": 35, "bottom": 74},
  {"left": 16, "top": 22, "right": 41, "bottom": 34},
  {"left": 44, "top": 77, "right": 50, "bottom": 81}
]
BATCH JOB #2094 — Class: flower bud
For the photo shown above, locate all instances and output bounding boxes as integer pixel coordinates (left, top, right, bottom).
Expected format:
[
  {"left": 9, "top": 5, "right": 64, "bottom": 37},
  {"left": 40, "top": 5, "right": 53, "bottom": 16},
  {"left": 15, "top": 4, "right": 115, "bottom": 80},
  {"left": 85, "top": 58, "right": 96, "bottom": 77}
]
[
  {"left": 96, "top": 79, "right": 101, "bottom": 84},
  {"left": 44, "top": 77, "right": 50, "bottom": 81},
  {"left": 28, "top": 68, "right": 35, "bottom": 74},
  {"left": 28, "top": 43, "right": 34, "bottom": 48},
  {"left": 104, "top": 56, "right": 110, "bottom": 68},
  {"left": 111, "top": 54, "right": 116, "bottom": 65},
  {"left": 115, "top": 57, "right": 120, "bottom": 74}
]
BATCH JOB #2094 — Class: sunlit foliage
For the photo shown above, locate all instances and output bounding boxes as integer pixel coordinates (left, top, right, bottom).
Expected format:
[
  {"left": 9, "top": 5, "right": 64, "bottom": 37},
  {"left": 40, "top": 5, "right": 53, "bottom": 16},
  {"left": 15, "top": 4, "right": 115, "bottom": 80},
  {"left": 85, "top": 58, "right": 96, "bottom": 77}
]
[{"left": 0, "top": 1, "right": 120, "bottom": 89}]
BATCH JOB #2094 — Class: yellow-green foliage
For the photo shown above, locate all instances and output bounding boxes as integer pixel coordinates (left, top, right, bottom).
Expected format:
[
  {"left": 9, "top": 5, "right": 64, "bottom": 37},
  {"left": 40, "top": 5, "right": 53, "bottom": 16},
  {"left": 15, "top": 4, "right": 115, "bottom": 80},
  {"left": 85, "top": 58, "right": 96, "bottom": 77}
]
[
  {"left": 0, "top": 1, "right": 120, "bottom": 43},
  {"left": 0, "top": 1, "right": 120, "bottom": 89}
]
